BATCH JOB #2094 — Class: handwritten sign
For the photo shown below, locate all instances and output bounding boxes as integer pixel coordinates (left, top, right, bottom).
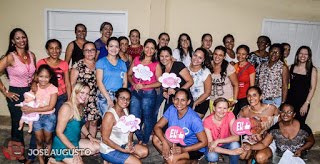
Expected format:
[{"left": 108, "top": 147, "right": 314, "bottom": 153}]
[
  {"left": 159, "top": 73, "right": 181, "bottom": 88},
  {"left": 165, "top": 126, "right": 186, "bottom": 145},
  {"left": 133, "top": 64, "right": 153, "bottom": 81},
  {"left": 116, "top": 114, "right": 141, "bottom": 133},
  {"left": 232, "top": 118, "right": 252, "bottom": 135}
]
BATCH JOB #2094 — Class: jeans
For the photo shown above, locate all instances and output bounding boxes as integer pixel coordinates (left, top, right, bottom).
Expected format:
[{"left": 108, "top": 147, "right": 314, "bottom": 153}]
[
  {"left": 54, "top": 93, "right": 68, "bottom": 117},
  {"left": 206, "top": 142, "right": 240, "bottom": 164},
  {"left": 130, "top": 89, "right": 156, "bottom": 144},
  {"left": 97, "top": 90, "right": 115, "bottom": 117},
  {"left": 263, "top": 96, "right": 282, "bottom": 108},
  {"left": 154, "top": 87, "right": 164, "bottom": 121},
  {"left": 7, "top": 86, "right": 30, "bottom": 143}
]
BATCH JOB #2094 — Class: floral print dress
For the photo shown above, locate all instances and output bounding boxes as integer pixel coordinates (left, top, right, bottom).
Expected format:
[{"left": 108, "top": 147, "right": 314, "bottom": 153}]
[{"left": 73, "top": 59, "right": 99, "bottom": 121}]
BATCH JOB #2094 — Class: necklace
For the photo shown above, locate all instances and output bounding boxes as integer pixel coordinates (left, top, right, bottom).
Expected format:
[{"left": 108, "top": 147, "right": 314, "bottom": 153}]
[{"left": 249, "top": 106, "right": 263, "bottom": 114}]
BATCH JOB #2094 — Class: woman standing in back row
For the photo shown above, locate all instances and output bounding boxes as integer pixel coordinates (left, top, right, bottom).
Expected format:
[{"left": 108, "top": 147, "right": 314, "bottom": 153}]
[
  {"left": 65, "top": 23, "right": 87, "bottom": 65},
  {"left": 286, "top": 46, "right": 317, "bottom": 124}
]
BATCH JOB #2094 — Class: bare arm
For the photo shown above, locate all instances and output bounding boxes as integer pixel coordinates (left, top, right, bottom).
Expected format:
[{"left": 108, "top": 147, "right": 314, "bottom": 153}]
[
  {"left": 194, "top": 75, "right": 212, "bottom": 107},
  {"left": 56, "top": 103, "right": 77, "bottom": 149},
  {"left": 96, "top": 69, "right": 112, "bottom": 102},
  {"left": 249, "top": 72, "right": 256, "bottom": 86},
  {"left": 122, "top": 72, "right": 128, "bottom": 88},
  {"left": 70, "top": 68, "right": 79, "bottom": 90},
  {"left": 179, "top": 68, "right": 194, "bottom": 90},
  {"left": 65, "top": 41, "right": 74, "bottom": 65},
  {"left": 294, "top": 133, "right": 315, "bottom": 157},
  {"left": 0, "top": 54, "right": 13, "bottom": 97},
  {"left": 229, "top": 72, "right": 239, "bottom": 100},
  {"left": 249, "top": 133, "right": 273, "bottom": 151},
  {"left": 305, "top": 68, "right": 317, "bottom": 104},
  {"left": 22, "top": 93, "right": 58, "bottom": 113},
  {"left": 281, "top": 65, "right": 289, "bottom": 103},
  {"left": 64, "top": 68, "right": 72, "bottom": 100},
  {"left": 182, "top": 131, "right": 207, "bottom": 153}
]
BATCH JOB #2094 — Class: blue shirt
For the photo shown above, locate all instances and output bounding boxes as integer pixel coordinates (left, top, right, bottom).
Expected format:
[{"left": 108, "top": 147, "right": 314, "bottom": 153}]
[
  {"left": 96, "top": 57, "right": 127, "bottom": 92},
  {"left": 94, "top": 38, "right": 108, "bottom": 60},
  {"left": 163, "top": 105, "right": 205, "bottom": 152}
]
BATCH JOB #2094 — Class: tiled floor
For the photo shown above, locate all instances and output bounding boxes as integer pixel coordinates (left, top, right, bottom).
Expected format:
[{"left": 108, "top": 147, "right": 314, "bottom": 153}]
[{"left": 0, "top": 116, "right": 319, "bottom": 164}]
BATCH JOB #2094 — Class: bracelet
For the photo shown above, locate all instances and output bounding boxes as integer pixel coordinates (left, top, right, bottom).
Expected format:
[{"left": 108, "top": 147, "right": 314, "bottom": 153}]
[{"left": 86, "top": 133, "right": 91, "bottom": 138}]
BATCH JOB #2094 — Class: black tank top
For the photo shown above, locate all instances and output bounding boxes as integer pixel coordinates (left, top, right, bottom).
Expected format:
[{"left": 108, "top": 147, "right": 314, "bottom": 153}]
[{"left": 71, "top": 41, "right": 84, "bottom": 65}]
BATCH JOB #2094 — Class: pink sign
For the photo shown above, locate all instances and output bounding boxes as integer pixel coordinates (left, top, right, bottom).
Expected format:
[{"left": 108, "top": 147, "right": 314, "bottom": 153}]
[
  {"left": 159, "top": 73, "right": 181, "bottom": 88},
  {"left": 165, "top": 126, "right": 186, "bottom": 145},
  {"left": 232, "top": 118, "right": 252, "bottom": 135},
  {"left": 116, "top": 114, "right": 141, "bottom": 133}
]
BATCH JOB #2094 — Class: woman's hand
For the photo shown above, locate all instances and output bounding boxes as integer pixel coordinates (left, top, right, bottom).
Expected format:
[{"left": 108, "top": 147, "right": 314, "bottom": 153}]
[
  {"left": 167, "top": 88, "right": 176, "bottom": 96},
  {"left": 231, "top": 148, "right": 244, "bottom": 155},
  {"left": 241, "top": 143, "right": 251, "bottom": 151},
  {"left": 73, "top": 153, "right": 82, "bottom": 163},
  {"left": 5, "top": 91, "right": 20, "bottom": 102},
  {"left": 107, "top": 99, "right": 114, "bottom": 108},
  {"left": 163, "top": 91, "right": 169, "bottom": 99},
  {"left": 88, "top": 135, "right": 100, "bottom": 144},
  {"left": 209, "top": 140, "right": 219, "bottom": 152},
  {"left": 300, "top": 103, "right": 309, "bottom": 116},
  {"left": 21, "top": 105, "right": 33, "bottom": 114},
  {"left": 171, "top": 145, "right": 183, "bottom": 155},
  {"left": 192, "top": 101, "right": 200, "bottom": 109},
  {"left": 162, "top": 142, "right": 171, "bottom": 159},
  {"left": 294, "top": 148, "right": 303, "bottom": 157}
]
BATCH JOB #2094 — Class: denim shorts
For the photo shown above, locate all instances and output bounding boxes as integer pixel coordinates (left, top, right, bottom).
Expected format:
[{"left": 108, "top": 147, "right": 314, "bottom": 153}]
[
  {"left": 100, "top": 149, "right": 130, "bottom": 164},
  {"left": 33, "top": 113, "right": 56, "bottom": 132}
]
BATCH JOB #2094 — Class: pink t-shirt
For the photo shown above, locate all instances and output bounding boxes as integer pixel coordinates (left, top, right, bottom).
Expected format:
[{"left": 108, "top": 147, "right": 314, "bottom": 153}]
[
  {"left": 7, "top": 51, "right": 36, "bottom": 87},
  {"left": 203, "top": 112, "right": 235, "bottom": 144},
  {"left": 35, "top": 84, "right": 58, "bottom": 114},
  {"left": 131, "top": 57, "right": 159, "bottom": 90},
  {"left": 36, "top": 58, "right": 69, "bottom": 96}
]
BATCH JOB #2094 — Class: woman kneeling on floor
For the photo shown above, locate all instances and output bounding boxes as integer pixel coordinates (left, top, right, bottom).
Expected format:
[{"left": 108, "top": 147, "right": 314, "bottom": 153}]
[
  {"left": 153, "top": 88, "right": 207, "bottom": 164},
  {"left": 100, "top": 88, "right": 148, "bottom": 164}
]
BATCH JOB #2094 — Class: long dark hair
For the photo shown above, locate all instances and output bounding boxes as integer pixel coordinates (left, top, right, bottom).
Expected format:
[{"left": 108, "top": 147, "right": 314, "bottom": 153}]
[
  {"left": 293, "top": 46, "right": 314, "bottom": 76},
  {"left": 37, "top": 64, "right": 58, "bottom": 87},
  {"left": 212, "top": 46, "right": 228, "bottom": 81},
  {"left": 2, "top": 28, "right": 29, "bottom": 78},
  {"left": 194, "top": 47, "right": 212, "bottom": 70},
  {"left": 139, "top": 38, "right": 157, "bottom": 62},
  {"left": 177, "top": 33, "right": 193, "bottom": 61}
]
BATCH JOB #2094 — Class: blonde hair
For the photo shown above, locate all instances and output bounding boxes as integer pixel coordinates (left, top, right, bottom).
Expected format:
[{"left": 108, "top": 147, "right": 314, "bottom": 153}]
[{"left": 70, "top": 82, "right": 89, "bottom": 121}]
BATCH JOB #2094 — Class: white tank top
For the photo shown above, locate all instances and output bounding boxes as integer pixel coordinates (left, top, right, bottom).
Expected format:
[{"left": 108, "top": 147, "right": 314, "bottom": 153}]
[{"left": 100, "top": 107, "right": 129, "bottom": 154}]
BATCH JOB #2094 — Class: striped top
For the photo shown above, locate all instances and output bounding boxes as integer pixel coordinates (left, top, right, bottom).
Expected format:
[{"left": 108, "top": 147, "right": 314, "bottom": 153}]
[{"left": 7, "top": 51, "right": 36, "bottom": 87}]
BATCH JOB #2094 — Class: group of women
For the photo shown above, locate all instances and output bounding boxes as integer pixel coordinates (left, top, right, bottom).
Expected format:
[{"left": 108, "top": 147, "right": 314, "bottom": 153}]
[{"left": 0, "top": 22, "right": 317, "bottom": 164}]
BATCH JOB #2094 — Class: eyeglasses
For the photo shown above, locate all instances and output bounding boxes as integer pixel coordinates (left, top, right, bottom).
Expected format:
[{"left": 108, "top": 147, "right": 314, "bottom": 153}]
[
  {"left": 270, "top": 51, "right": 280, "bottom": 55},
  {"left": 118, "top": 96, "right": 130, "bottom": 102},
  {"left": 83, "top": 49, "right": 96, "bottom": 53},
  {"left": 280, "top": 111, "right": 294, "bottom": 115}
]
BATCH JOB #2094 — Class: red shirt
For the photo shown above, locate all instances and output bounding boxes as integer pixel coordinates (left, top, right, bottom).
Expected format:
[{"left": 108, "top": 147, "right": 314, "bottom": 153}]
[{"left": 235, "top": 62, "right": 255, "bottom": 99}]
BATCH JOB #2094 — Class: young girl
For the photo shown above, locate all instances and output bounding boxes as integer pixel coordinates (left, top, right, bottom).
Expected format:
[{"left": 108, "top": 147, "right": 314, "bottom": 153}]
[{"left": 21, "top": 64, "right": 58, "bottom": 164}]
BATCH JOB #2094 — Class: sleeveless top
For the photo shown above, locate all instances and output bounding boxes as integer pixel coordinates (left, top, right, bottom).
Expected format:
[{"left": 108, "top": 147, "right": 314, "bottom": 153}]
[
  {"left": 71, "top": 41, "right": 84, "bottom": 66},
  {"left": 131, "top": 57, "right": 159, "bottom": 90},
  {"left": 7, "top": 51, "right": 36, "bottom": 87},
  {"left": 287, "top": 66, "right": 312, "bottom": 110},
  {"left": 100, "top": 108, "right": 129, "bottom": 154},
  {"left": 52, "top": 117, "right": 85, "bottom": 161}
]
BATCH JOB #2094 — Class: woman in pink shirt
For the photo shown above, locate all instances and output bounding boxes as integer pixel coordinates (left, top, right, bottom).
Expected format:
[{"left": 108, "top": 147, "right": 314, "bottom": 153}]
[
  {"left": 0, "top": 28, "right": 36, "bottom": 162},
  {"left": 203, "top": 97, "right": 243, "bottom": 164},
  {"left": 37, "top": 39, "right": 71, "bottom": 116},
  {"left": 127, "top": 38, "right": 162, "bottom": 145}
]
